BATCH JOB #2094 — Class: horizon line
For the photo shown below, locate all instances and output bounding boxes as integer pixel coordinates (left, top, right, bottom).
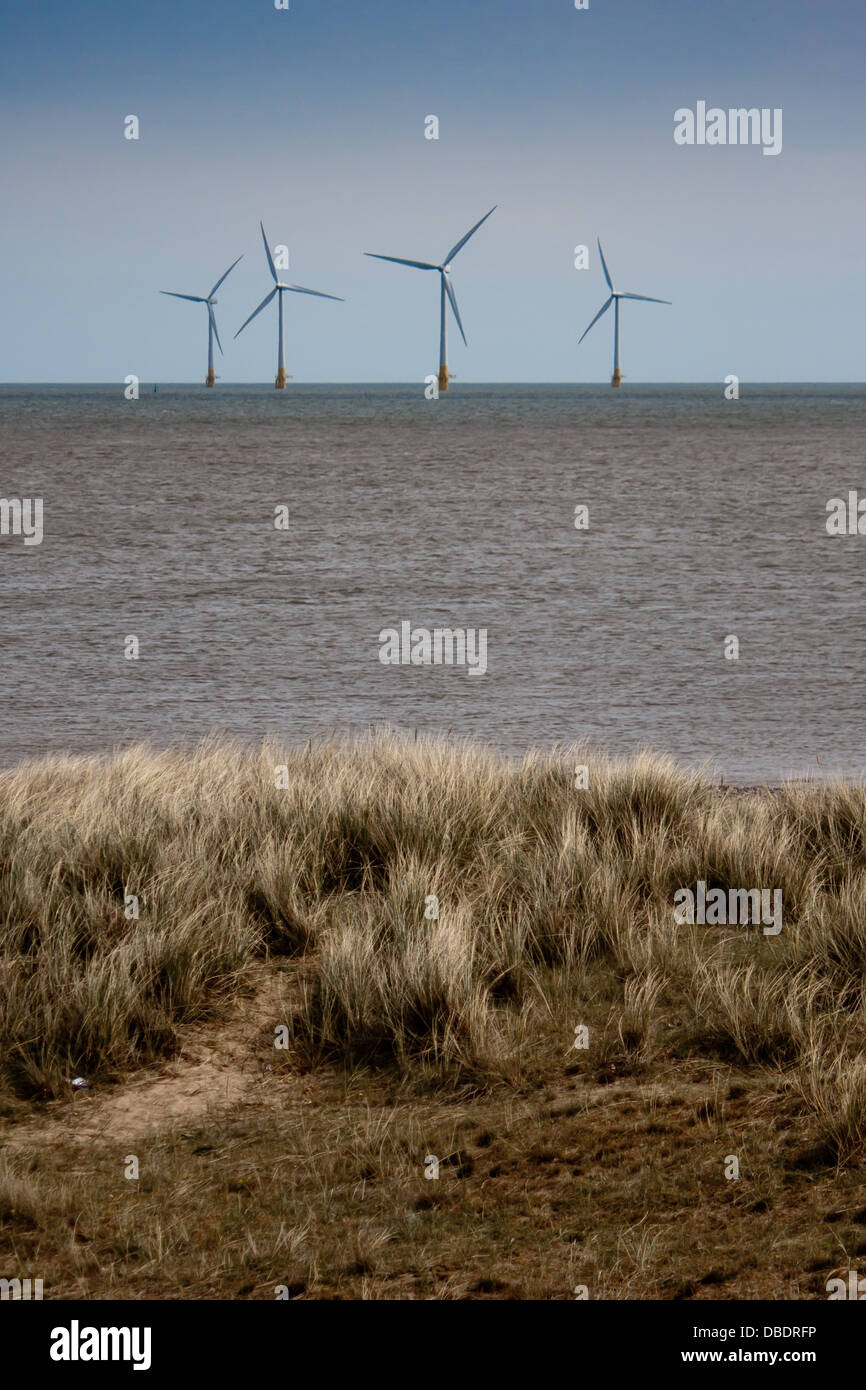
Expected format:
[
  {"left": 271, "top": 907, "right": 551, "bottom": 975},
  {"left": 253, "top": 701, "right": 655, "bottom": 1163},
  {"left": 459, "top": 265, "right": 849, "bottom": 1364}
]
[{"left": 1, "top": 380, "right": 864, "bottom": 389}]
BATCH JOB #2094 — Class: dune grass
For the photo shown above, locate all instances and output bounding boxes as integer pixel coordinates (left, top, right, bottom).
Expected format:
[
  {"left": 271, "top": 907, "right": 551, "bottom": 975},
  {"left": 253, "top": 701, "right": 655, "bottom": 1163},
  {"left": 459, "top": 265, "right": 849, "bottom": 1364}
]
[{"left": 2, "top": 733, "right": 865, "bottom": 1163}]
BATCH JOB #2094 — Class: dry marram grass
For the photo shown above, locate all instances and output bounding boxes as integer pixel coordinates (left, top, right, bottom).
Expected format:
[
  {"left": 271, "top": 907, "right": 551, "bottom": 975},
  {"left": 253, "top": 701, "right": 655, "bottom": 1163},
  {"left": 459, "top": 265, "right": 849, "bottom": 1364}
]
[{"left": 2, "top": 734, "right": 865, "bottom": 1298}]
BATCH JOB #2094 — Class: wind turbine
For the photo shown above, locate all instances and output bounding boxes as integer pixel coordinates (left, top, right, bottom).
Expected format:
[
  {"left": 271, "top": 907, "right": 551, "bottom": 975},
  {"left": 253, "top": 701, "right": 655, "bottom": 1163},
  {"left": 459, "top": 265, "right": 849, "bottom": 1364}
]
[
  {"left": 235, "top": 223, "right": 344, "bottom": 388},
  {"left": 579, "top": 239, "right": 671, "bottom": 387},
  {"left": 364, "top": 206, "right": 496, "bottom": 392},
  {"left": 159, "top": 255, "right": 243, "bottom": 387}
]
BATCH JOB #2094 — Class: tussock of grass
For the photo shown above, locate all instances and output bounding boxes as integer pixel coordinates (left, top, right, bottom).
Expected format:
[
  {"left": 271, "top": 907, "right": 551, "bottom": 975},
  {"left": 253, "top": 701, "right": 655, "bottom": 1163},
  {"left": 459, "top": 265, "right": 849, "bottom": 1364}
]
[
  {"left": 2, "top": 733, "right": 865, "bottom": 1160},
  {"left": 796, "top": 1054, "right": 866, "bottom": 1163}
]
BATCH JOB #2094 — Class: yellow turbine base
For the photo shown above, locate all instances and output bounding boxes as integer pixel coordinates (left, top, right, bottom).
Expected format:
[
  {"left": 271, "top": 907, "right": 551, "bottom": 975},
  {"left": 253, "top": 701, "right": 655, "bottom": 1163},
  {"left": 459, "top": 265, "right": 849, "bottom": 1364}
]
[
  {"left": 611, "top": 369, "right": 622, "bottom": 388},
  {"left": 205, "top": 369, "right": 215, "bottom": 387},
  {"left": 438, "top": 364, "right": 449, "bottom": 392},
  {"left": 275, "top": 368, "right": 287, "bottom": 389}
]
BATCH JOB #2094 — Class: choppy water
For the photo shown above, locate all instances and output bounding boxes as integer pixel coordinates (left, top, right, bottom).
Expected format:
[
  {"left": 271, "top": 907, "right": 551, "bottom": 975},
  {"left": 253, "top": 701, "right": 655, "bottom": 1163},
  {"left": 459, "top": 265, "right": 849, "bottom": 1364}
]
[{"left": 1, "top": 383, "right": 864, "bottom": 781}]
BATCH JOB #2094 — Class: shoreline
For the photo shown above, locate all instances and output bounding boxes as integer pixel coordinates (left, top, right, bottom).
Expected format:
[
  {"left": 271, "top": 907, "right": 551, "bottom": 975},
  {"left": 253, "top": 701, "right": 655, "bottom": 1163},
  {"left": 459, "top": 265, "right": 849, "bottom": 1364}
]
[{"left": 0, "top": 729, "right": 858, "bottom": 795}]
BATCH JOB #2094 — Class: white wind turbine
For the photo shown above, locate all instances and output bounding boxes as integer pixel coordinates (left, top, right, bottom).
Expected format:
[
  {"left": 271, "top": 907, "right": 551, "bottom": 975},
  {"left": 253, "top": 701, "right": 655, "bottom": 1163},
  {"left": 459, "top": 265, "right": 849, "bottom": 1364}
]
[
  {"left": 235, "top": 222, "right": 344, "bottom": 388},
  {"left": 579, "top": 238, "right": 671, "bottom": 387},
  {"left": 160, "top": 255, "right": 243, "bottom": 386},
  {"left": 364, "top": 206, "right": 496, "bottom": 392}
]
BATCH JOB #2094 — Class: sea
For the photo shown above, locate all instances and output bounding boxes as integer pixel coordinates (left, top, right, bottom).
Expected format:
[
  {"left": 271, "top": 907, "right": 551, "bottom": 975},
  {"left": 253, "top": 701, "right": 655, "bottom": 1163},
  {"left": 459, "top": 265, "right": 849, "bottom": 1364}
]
[{"left": 1, "top": 383, "right": 864, "bottom": 783}]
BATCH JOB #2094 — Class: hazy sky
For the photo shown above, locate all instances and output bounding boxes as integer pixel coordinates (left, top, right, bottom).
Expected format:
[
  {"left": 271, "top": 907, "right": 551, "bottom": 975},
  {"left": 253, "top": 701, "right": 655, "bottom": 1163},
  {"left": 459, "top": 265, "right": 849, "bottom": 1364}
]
[{"left": 2, "top": 0, "right": 863, "bottom": 382}]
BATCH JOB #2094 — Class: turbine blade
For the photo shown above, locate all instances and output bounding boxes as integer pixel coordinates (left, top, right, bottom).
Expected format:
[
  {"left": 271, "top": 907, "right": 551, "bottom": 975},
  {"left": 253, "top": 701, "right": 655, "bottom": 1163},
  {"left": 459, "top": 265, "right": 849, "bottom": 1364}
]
[
  {"left": 443, "top": 276, "right": 467, "bottom": 346},
  {"left": 283, "top": 283, "right": 344, "bottom": 301},
  {"left": 597, "top": 239, "right": 613, "bottom": 292},
  {"left": 363, "top": 253, "right": 438, "bottom": 270},
  {"left": 443, "top": 206, "right": 497, "bottom": 265},
  {"left": 260, "top": 222, "right": 279, "bottom": 283},
  {"left": 208, "top": 254, "right": 243, "bottom": 300},
  {"left": 209, "top": 304, "right": 224, "bottom": 355},
  {"left": 234, "top": 287, "right": 277, "bottom": 337},
  {"left": 160, "top": 291, "right": 206, "bottom": 302},
  {"left": 618, "top": 292, "right": 672, "bottom": 304},
  {"left": 578, "top": 296, "right": 613, "bottom": 344}
]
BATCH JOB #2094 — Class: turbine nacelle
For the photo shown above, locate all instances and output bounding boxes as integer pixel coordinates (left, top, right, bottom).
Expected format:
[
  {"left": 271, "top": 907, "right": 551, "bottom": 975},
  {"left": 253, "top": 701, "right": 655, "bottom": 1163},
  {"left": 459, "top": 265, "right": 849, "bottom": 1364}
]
[
  {"left": 577, "top": 237, "right": 671, "bottom": 384},
  {"left": 363, "top": 207, "right": 497, "bottom": 368},
  {"left": 233, "top": 221, "right": 344, "bottom": 369},
  {"left": 158, "top": 253, "right": 243, "bottom": 378}
]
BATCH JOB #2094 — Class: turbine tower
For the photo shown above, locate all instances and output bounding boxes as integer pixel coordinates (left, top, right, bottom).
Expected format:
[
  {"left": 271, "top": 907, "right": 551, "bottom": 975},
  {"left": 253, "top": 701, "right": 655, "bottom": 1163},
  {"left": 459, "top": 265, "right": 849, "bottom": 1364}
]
[
  {"left": 364, "top": 206, "right": 496, "bottom": 392},
  {"left": 235, "top": 223, "right": 343, "bottom": 389},
  {"left": 579, "top": 239, "right": 671, "bottom": 387},
  {"left": 159, "top": 255, "right": 243, "bottom": 387}
]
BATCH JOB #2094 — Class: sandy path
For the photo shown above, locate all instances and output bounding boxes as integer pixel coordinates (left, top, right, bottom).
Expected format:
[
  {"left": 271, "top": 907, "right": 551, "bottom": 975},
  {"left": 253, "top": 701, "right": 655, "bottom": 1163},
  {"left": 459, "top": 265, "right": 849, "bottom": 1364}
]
[{"left": 0, "top": 961, "right": 293, "bottom": 1149}]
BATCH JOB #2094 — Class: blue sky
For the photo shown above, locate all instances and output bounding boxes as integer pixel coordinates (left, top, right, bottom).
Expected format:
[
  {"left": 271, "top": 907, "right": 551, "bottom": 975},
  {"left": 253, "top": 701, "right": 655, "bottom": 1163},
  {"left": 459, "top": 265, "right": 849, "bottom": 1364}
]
[{"left": 1, "top": 0, "right": 864, "bottom": 381}]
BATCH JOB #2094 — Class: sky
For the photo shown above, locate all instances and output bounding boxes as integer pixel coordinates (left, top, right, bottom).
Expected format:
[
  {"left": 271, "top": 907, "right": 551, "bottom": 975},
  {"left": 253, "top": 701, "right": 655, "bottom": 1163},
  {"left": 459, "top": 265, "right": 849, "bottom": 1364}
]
[{"left": 1, "top": 0, "right": 864, "bottom": 382}]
